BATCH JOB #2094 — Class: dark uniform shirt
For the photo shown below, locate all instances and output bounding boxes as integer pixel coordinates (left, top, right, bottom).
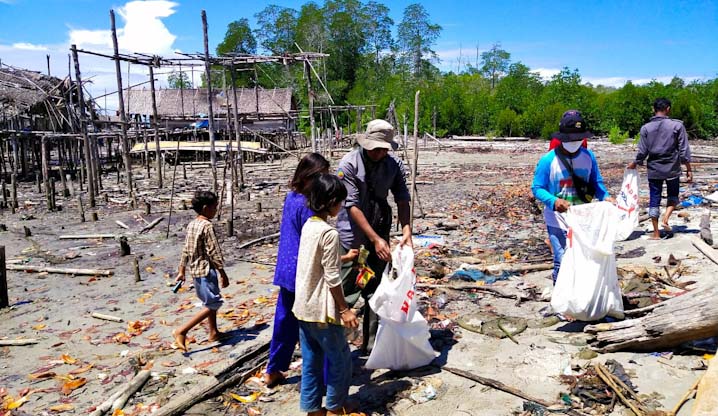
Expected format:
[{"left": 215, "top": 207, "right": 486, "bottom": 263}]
[
  {"left": 635, "top": 115, "right": 691, "bottom": 180},
  {"left": 335, "top": 148, "right": 410, "bottom": 249}
]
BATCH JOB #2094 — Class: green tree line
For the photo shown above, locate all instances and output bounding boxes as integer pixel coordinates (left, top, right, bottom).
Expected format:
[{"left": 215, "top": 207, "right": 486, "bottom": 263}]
[{"left": 194, "top": 0, "right": 718, "bottom": 140}]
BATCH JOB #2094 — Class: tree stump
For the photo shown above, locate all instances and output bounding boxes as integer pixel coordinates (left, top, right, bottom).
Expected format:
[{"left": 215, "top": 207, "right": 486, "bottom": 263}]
[{"left": 119, "top": 237, "right": 130, "bottom": 256}]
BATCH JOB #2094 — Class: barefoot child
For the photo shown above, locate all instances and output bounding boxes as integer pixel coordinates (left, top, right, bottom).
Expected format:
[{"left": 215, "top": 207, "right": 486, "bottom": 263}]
[
  {"left": 173, "top": 190, "right": 229, "bottom": 351},
  {"left": 294, "top": 174, "right": 360, "bottom": 416}
]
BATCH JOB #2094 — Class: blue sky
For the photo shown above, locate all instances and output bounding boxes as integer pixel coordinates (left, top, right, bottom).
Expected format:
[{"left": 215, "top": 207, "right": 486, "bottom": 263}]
[{"left": 1, "top": 0, "right": 716, "bottom": 108}]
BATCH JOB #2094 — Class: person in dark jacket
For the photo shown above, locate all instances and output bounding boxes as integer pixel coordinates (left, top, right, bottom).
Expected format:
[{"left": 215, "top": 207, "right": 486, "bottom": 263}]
[{"left": 628, "top": 98, "right": 692, "bottom": 239}]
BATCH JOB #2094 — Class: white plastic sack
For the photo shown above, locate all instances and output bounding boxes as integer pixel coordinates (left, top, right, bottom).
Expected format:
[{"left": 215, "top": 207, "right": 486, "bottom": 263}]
[
  {"left": 551, "top": 202, "right": 625, "bottom": 321},
  {"left": 366, "top": 245, "right": 437, "bottom": 370},
  {"left": 614, "top": 169, "right": 640, "bottom": 241}
]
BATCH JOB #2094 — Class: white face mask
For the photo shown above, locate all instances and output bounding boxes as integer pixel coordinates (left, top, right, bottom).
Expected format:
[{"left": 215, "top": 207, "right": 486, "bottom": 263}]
[{"left": 562, "top": 141, "right": 582, "bottom": 153}]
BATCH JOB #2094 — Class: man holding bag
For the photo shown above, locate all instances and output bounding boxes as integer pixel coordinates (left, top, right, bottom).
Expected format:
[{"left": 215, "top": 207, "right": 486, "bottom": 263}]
[
  {"left": 627, "top": 98, "right": 692, "bottom": 240},
  {"left": 531, "top": 110, "right": 613, "bottom": 283},
  {"left": 336, "top": 119, "right": 413, "bottom": 354}
]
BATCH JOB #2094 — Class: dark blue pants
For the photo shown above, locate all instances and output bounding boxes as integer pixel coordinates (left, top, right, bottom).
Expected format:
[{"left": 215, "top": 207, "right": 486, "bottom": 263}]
[
  {"left": 266, "top": 287, "right": 299, "bottom": 374},
  {"left": 648, "top": 177, "right": 680, "bottom": 218}
]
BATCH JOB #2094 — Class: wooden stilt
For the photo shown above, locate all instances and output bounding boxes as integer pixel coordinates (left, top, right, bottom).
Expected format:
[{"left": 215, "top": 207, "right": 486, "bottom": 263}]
[
  {"left": 71, "top": 45, "right": 95, "bottom": 207},
  {"left": 110, "top": 10, "right": 136, "bottom": 208},
  {"left": 41, "top": 137, "right": 51, "bottom": 210},
  {"left": 410, "top": 91, "right": 420, "bottom": 229},
  {"left": 10, "top": 173, "right": 17, "bottom": 212},
  {"left": 201, "top": 10, "right": 218, "bottom": 192},
  {"left": 77, "top": 195, "right": 85, "bottom": 222},
  {"left": 166, "top": 140, "right": 180, "bottom": 239},
  {"left": 149, "top": 65, "right": 163, "bottom": 188},
  {"left": 0, "top": 246, "right": 7, "bottom": 309}
]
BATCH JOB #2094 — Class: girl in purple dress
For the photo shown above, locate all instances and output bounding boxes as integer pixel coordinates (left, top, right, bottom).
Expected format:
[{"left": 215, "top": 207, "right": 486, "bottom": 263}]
[{"left": 264, "top": 153, "right": 330, "bottom": 386}]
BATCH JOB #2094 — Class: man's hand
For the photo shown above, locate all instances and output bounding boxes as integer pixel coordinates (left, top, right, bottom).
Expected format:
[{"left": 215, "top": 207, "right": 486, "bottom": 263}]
[
  {"left": 686, "top": 171, "right": 693, "bottom": 183},
  {"left": 554, "top": 198, "right": 571, "bottom": 213},
  {"left": 604, "top": 196, "right": 616, "bottom": 205},
  {"left": 373, "top": 237, "right": 391, "bottom": 262},
  {"left": 400, "top": 229, "right": 413, "bottom": 248},
  {"left": 627, "top": 162, "right": 637, "bottom": 170},
  {"left": 341, "top": 309, "right": 359, "bottom": 328},
  {"left": 175, "top": 272, "right": 185, "bottom": 283}
]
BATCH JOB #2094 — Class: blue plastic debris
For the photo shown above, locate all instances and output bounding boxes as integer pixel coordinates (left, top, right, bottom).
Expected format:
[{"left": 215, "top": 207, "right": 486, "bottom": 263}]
[
  {"left": 680, "top": 195, "right": 704, "bottom": 207},
  {"left": 450, "top": 269, "right": 510, "bottom": 284}
]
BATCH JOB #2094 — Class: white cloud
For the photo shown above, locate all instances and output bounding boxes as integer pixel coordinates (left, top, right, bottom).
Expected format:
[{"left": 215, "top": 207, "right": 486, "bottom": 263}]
[
  {"left": 68, "top": 0, "right": 178, "bottom": 54},
  {"left": 1, "top": 1, "right": 180, "bottom": 112},
  {"left": 533, "top": 67, "right": 561, "bottom": 80},
  {"left": 11, "top": 42, "right": 49, "bottom": 51}
]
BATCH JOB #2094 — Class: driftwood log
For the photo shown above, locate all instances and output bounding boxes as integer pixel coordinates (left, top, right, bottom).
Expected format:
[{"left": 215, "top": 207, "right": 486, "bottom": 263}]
[
  {"left": 154, "top": 342, "right": 270, "bottom": 416},
  {"left": 139, "top": 217, "right": 164, "bottom": 234},
  {"left": 6, "top": 264, "right": 113, "bottom": 276},
  {"left": 692, "top": 236, "right": 718, "bottom": 265},
  {"left": 585, "top": 286, "right": 718, "bottom": 352},
  {"left": 0, "top": 338, "right": 38, "bottom": 346},
  {"left": 691, "top": 356, "right": 718, "bottom": 416},
  {"left": 89, "top": 369, "right": 150, "bottom": 416},
  {"left": 59, "top": 234, "right": 117, "bottom": 240}
]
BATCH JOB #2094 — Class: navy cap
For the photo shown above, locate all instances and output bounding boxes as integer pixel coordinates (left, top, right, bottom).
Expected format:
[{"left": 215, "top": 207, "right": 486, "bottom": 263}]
[{"left": 555, "top": 110, "right": 593, "bottom": 142}]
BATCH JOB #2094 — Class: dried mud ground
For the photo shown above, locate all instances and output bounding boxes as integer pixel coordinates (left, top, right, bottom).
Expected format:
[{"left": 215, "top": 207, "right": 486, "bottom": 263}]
[{"left": 1, "top": 140, "right": 717, "bottom": 416}]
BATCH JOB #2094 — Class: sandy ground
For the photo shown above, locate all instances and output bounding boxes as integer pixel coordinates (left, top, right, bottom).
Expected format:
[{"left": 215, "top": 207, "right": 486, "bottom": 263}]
[{"left": 1, "top": 139, "right": 717, "bottom": 415}]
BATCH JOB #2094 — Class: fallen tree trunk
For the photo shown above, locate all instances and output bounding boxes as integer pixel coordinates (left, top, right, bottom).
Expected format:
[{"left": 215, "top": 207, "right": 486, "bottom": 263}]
[
  {"left": 457, "top": 261, "right": 553, "bottom": 274},
  {"left": 154, "top": 342, "right": 270, "bottom": 416},
  {"left": 6, "top": 264, "right": 113, "bottom": 276},
  {"left": 585, "top": 286, "right": 718, "bottom": 352}
]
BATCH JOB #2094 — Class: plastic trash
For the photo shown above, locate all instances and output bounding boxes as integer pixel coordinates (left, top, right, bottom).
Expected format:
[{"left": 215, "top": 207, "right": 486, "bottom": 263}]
[
  {"left": 614, "top": 169, "right": 640, "bottom": 241},
  {"left": 412, "top": 234, "right": 446, "bottom": 248},
  {"left": 551, "top": 202, "right": 625, "bottom": 321},
  {"left": 450, "top": 269, "right": 509, "bottom": 284},
  {"left": 366, "top": 246, "right": 437, "bottom": 370},
  {"left": 680, "top": 195, "right": 704, "bottom": 207}
]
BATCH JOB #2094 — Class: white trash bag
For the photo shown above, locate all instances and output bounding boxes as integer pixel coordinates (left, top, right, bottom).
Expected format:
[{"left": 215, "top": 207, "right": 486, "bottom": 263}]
[
  {"left": 366, "top": 245, "right": 437, "bottom": 370},
  {"left": 614, "top": 168, "right": 640, "bottom": 241},
  {"left": 551, "top": 202, "right": 625, "bottom": 321}
]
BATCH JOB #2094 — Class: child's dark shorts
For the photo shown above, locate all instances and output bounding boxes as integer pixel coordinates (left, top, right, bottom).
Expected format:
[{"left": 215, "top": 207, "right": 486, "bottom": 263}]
[{"left": 194, "top": 269, "right": 223, "bottom": 310}]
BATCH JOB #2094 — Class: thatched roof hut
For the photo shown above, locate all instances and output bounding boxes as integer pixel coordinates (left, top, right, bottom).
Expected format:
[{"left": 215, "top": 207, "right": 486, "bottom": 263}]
[
  {"left": 125, "top": 87, "right": 295, "bottom": 119},
  {"left": 0, "top": 67, "right": 76, "bottom": 131}
]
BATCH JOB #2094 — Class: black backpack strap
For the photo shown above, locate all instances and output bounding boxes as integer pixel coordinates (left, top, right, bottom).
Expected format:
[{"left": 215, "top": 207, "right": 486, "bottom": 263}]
[{"left": 554, "top": 147, "right": 574, "bottom": 175}]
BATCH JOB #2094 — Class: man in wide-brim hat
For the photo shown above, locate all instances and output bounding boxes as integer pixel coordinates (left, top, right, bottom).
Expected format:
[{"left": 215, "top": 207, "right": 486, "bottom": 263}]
[{"left": 336, "top": 118, "right": 412, "bottom": 354}]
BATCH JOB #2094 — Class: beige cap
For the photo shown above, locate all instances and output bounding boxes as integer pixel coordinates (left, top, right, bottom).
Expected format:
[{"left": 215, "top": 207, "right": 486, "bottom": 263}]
[{"left": 357, "top": 119, "right": 398, "bottom": 151}]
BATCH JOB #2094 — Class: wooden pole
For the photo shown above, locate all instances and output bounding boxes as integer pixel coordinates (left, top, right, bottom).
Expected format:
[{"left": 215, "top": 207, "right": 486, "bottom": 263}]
[
  {"left": 166, "top": 140, "right": 180, "bottom": 239},
  {"left": 10, "top": 173, "right": 17, "bottom": 212},
  {"left": 142, "top": 127, "right": 150, "bottom": 177},
  {"left": 77, "top": 195, "right": 85, "bottom": 222},
  {"left": 133, "top": 256, "right": 141, "bottom": 282},
  {"left": 1, "top": 180, "right": 6, "bottom": 208},
  {"left": 41, "top": 137, "right": 51, "bottom": 210},
  {"left": 304, "top": 61, "right": 316, "bottom": 152},
  {"left": 201, "top": 9, "right": 218, "bottom": 193},
  {"left": 0, "top": 246, "right": 7, "bottom": 309},
  {"left": 410, "top": 90, "right": 420, "bottom": 229},
  {"left": 71, "top": 45, "right": 96, "bottom": 208},
  {"left": 110, "top": 10, "right": 136, "bottom": 208},
  {"left": 50, "top": 178, "right": 56, "bottom": 211},
  {"left": 148, "top": 65, "right": 163, "bottom": 188},
  {"left": 230, "top": 66, "right": 245, "bottom": 188}
]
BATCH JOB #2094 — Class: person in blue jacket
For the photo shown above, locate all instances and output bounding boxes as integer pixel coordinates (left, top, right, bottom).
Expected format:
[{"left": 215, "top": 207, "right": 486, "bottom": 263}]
[
  {"left": 264, "top": 153, "right": 329, "bottom": 386},
  {"left": 531, "top": 110, "right": 614, "bottom": 283}
]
